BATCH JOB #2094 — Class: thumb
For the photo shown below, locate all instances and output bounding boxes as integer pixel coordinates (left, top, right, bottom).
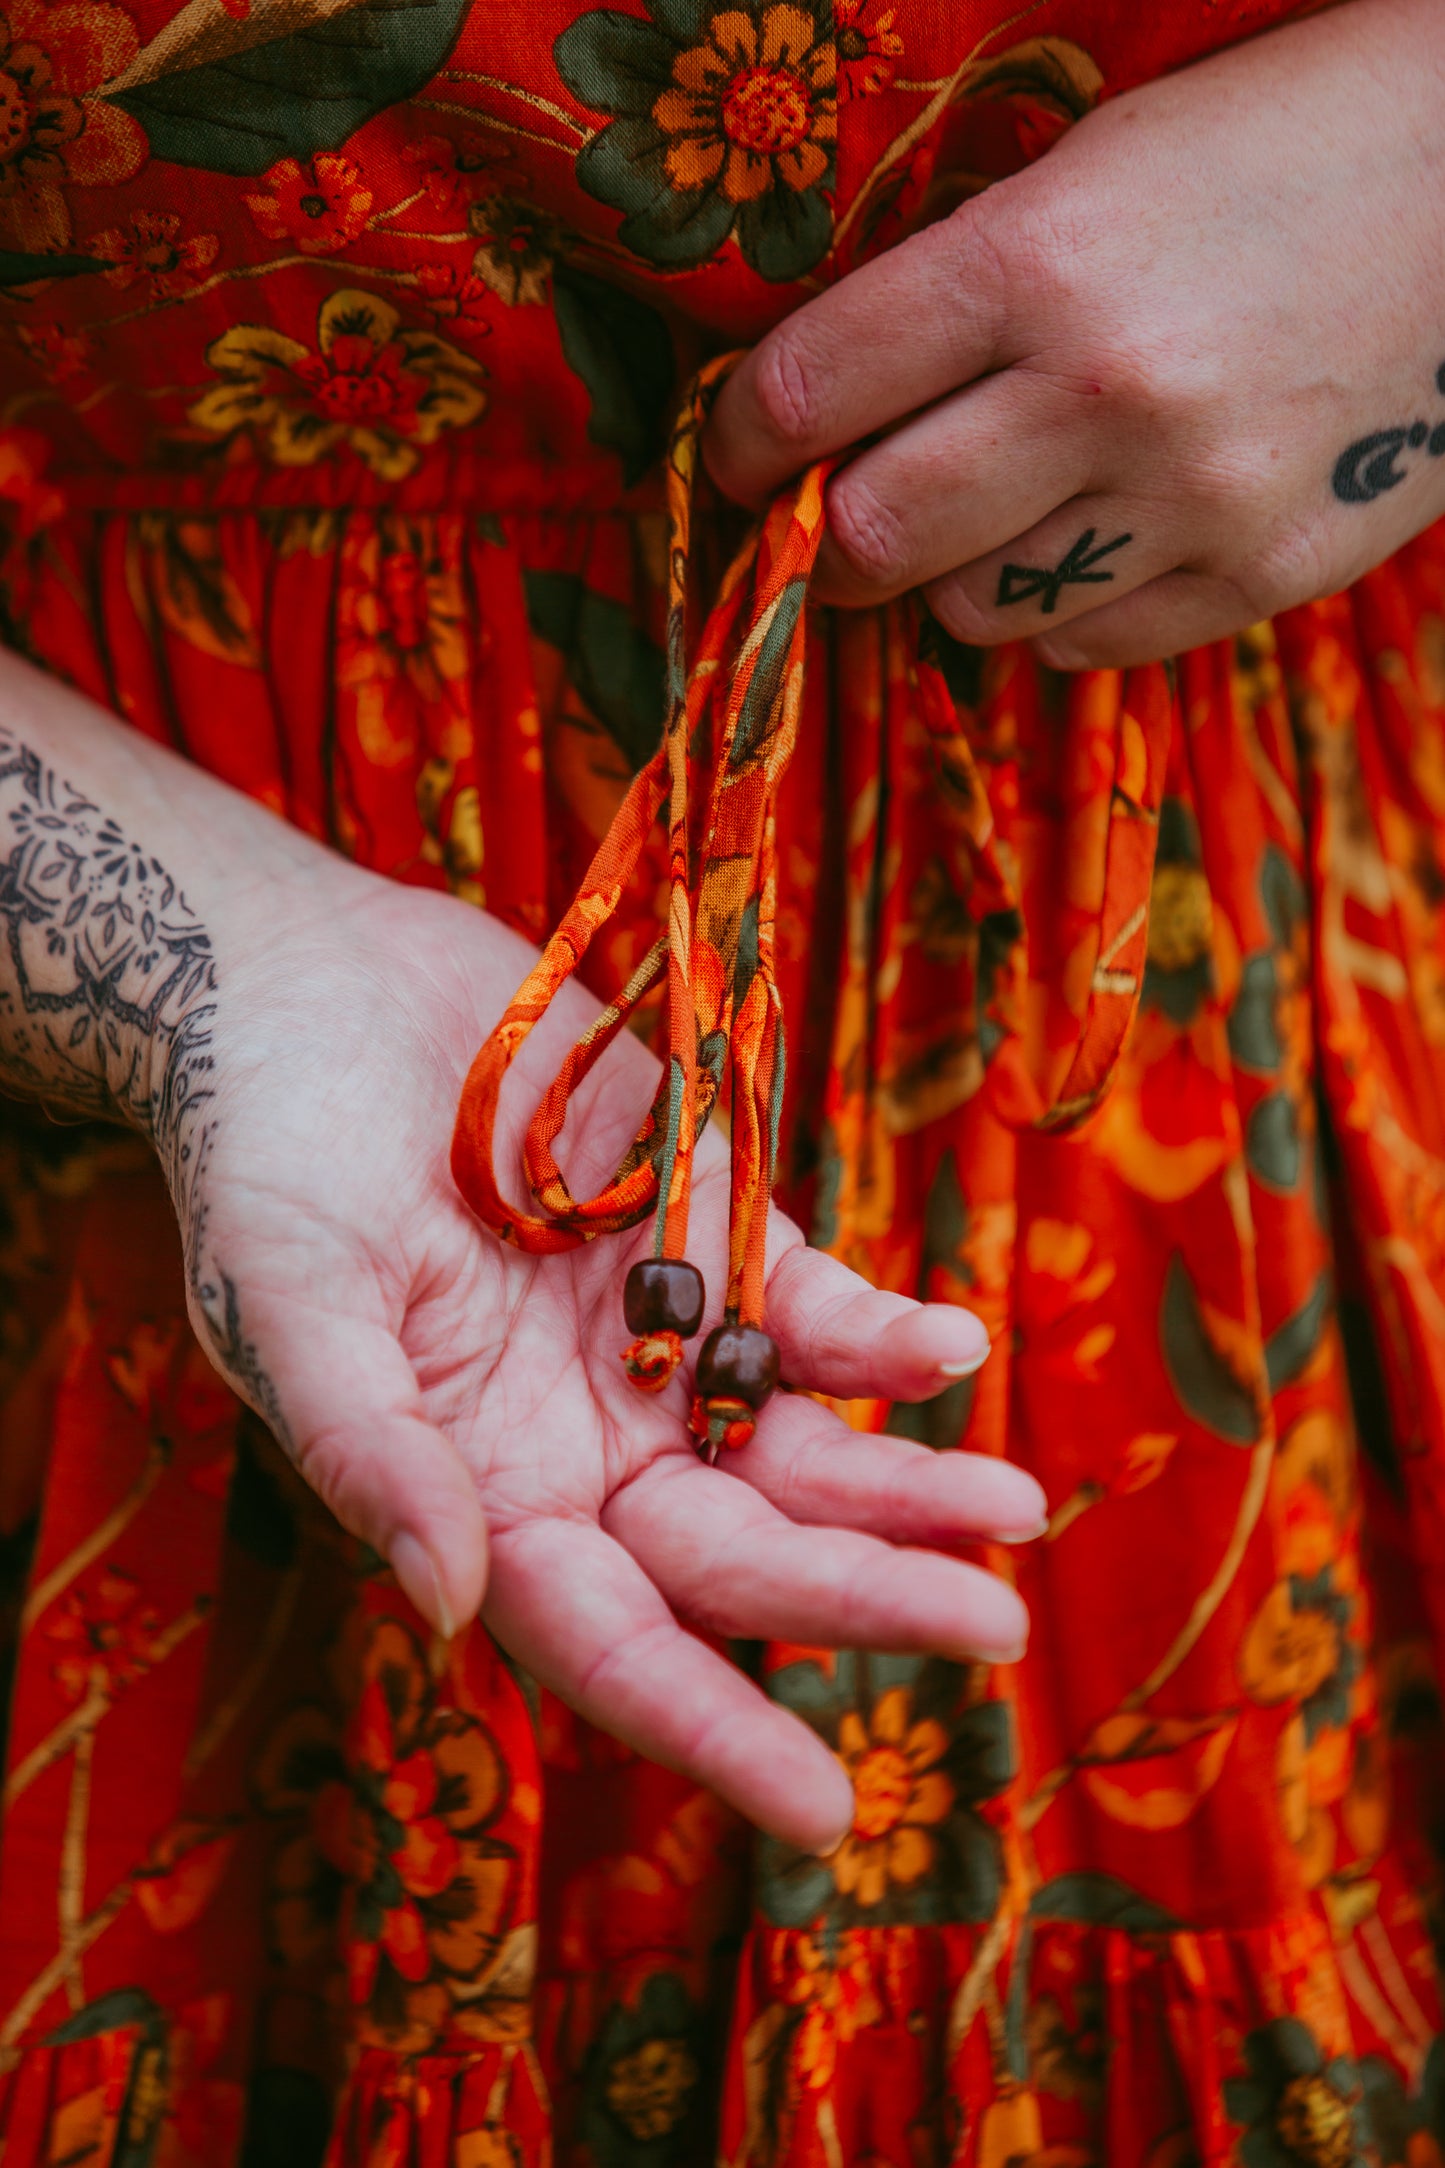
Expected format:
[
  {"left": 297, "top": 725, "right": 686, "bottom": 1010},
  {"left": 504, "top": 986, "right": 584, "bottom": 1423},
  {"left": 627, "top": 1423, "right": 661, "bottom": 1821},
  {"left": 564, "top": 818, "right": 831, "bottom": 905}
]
[{"left": 191, "top": 1270, "right": 487, "bottom": 1638}]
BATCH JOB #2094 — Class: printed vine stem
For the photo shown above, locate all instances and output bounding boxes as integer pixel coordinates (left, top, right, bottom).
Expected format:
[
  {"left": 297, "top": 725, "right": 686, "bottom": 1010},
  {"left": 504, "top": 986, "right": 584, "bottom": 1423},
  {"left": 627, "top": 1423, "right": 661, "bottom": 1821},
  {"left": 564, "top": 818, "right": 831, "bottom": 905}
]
[
  {"left": 829, "top": 0, "right": 1048, "bottom": 255},
  {"left": 1021, "top": 1432, "right": 1276, "bottom": 1831},
  {"left": 439, "top": 68, "right": 589, "bottom": 135}
]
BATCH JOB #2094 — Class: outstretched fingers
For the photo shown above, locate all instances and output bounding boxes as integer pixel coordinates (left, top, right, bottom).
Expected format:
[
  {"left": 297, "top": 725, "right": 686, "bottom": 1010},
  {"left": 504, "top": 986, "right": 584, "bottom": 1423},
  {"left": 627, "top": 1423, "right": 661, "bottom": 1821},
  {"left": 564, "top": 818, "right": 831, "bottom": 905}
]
[
  {"left": 482, "top": 1514, "right": 855, "bottom": 1850},
  {"left": 766, "top": 1236, "right": 990, "bottom": 1400},
  {"left": 606, "top": 1456, "right": 1030, "bottom": 1665},
  {"left": 193, "top": 1283, "right": 488, "bottom": 1639},
  {"left": 732, "top": 1390, "right": 1047, "bottom": 1548}
]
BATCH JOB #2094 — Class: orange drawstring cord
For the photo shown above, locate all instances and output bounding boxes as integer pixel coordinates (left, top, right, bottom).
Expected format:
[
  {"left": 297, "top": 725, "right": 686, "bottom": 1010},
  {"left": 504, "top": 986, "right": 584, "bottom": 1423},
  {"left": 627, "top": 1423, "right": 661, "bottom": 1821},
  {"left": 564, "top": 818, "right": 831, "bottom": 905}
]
[
  {"left": 451, "top": 357, "right": 1171, "bottom": 1458},
  {"left": 451, "top": 353, "right": 836, "bottom": 1456}
]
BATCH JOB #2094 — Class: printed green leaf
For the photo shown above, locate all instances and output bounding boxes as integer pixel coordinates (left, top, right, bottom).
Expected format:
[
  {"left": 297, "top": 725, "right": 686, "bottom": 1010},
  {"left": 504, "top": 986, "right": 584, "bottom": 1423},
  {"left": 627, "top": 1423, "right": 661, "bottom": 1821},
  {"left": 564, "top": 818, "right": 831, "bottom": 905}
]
[
  {"left": 553, "top": 11, "right": 675, "bottom": 116},
  {"left": 1264, "top": 1271, "right": 1332, "bottom": 1397},
  {"left": 110, "top": 0, "right": 471, "bottom": 175},
  {"left": 552, "top": 263, "right": 674, "bottom": 487},
  {"left": 0, "top": 248, "right": 106, "bottom": 285},
  {"left": 736, "top": 184, "right": 832, "bottom": 284},
  {"left": 1030, "top": 1872, "right": 1182, "bottom": 1934},
  {"left": 1160, "top": 1253, "right": 1259, "bottom": 1444},
  {"left": 734, "top": 576, "right": 806, "bottom": 765},
  {"left": 522, "top": 567, "right": 664, "bottom": 771},
  {"left": 46, "top": 1986, "right": 164, "bottom": 2043},
  {"left": 1227, "top": 952, "right": 1282, "bottom": 1073},
  {"left": 1246, "top": 1089, "right": 1301, "bottom": 1192}
]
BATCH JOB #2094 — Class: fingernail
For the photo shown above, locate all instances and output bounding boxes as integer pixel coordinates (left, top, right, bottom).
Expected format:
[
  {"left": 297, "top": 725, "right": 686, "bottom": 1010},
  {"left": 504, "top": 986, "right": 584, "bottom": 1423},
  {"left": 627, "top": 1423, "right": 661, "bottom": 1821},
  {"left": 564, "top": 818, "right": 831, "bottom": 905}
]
[
  {"left": 937, "top": 1342, "right": 990, "bottom": 1380},
  {"left": 988, "top": 1640, "right": 1028, "bottom": 1666},
  {"left": 810, "top": 1830, "right": 848, "bottom": 1859},
  {"left": 995, "top": 1514, "right": 1050, "bottom": 1546},
  {"left": 392, "top": 1532, "right": 456, "bottom": 1642}
]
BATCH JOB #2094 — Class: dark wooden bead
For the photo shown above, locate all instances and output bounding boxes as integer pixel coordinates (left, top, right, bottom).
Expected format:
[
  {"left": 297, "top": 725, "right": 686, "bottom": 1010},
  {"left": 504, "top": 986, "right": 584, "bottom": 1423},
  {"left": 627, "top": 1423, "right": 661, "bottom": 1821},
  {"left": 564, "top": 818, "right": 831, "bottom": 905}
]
[
  {"left": 624, "top": 1258, "right": 705, "bottom": 1339},
  {"left": 696, "top": 1324, "right": 780, "bottom": 1411}
]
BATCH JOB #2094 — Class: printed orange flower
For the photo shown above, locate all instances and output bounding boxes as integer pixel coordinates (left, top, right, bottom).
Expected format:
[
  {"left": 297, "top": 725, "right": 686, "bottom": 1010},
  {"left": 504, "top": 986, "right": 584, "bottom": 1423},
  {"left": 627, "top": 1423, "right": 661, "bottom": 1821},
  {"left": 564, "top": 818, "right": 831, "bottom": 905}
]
[
  {"left": 243, "top": 154, "right": 372, "bottom": 256},
  {"left": 257, "top": 1619, "right": 518, "bottom": 2054},
  {"left": 88, "top": 210, "right": 218, "bottom": 298},
  {"left": 834, "top": 0, "right": 902, "bottom": 99},
  {"left": 413, "top": 261, "right": 493, "bottom": 339},
  {"left": 831, "top": 1684, "right": 954, "bottom": 1908},
  {"left": 557, "top": 0, "right": 835, "bottom": 281},
  {"left": 0, "top": 0, "right": 145, "bottom": 252},
  {"left": 336, "top": 523, "right": 468, "bottom": 764},
  {"left": 654, "top": 6, "right": 834, "bottom": 203},
  {"left": 782, "top": 1930, "right": 878, "bottom": 2091},
  {"left": 189, "top": 289, "right": 485, "bottom": 482},
  {"left": 43, "top": 1564, "right": 161, "bottom": 1702},
  {"left": 1016, "top": 1217, "right": 1117, "bottom": 1386}
]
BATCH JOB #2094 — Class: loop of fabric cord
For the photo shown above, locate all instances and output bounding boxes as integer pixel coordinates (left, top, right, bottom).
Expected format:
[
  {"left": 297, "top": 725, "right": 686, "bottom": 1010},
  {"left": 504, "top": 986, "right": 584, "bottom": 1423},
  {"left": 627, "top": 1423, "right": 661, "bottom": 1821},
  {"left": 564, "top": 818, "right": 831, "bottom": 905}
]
[
  {"left": 451, "top": 360, "right": 1173, "bottom": 1382},
  {"left": 451, "top": 351, "right": 835, "bottom": 1337}
]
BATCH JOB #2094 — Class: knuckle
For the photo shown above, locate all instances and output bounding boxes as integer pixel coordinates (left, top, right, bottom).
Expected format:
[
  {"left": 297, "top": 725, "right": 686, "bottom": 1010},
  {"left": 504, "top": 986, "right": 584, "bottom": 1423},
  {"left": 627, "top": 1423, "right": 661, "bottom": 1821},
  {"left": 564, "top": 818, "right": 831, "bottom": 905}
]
[
  {"left": 751, "top": 327, "right": 824, "bottom": 452},
  {"left": 825, "top": 474, "right": 911, "bottom": 590},
  {"left": 925, "top": 574, "right": 1004, "bottom": 648},
  {"left": 1233, "top": 519, "right": 1331, "bottom": 618}
]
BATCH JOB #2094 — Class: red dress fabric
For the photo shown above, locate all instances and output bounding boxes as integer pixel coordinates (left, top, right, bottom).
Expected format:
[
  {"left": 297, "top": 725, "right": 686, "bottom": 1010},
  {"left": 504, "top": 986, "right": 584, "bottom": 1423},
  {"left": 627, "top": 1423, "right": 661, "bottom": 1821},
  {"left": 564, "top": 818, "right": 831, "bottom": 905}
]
[{"left": 4, "top": 4, "right": 1445, "bottom": 2164}]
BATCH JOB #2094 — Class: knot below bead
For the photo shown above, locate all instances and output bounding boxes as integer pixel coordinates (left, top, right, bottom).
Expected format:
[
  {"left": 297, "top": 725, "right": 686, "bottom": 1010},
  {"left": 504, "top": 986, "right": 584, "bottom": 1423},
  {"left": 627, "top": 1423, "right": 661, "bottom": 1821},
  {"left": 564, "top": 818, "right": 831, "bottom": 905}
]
[
  {"left": 689, "top": 1393, "right": 757, "bottom": 1461},
  {"left": 622, "top": 1330, "right": 686, "bottom": 1391}
]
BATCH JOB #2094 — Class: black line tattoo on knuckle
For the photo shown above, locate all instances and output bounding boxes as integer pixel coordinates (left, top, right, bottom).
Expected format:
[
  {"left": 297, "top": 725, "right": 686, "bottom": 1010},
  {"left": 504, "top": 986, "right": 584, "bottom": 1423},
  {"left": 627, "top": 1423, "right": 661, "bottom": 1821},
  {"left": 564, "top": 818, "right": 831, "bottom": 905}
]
[
  {"left": 996, "top": 528, "right": 1133, "bottom": 614},
  {"left": 0, "top": 721, "right": 291, "bottom": 1451},
  {"left": 1332, "top": 361, "right": 1445, "bottom": 505}
]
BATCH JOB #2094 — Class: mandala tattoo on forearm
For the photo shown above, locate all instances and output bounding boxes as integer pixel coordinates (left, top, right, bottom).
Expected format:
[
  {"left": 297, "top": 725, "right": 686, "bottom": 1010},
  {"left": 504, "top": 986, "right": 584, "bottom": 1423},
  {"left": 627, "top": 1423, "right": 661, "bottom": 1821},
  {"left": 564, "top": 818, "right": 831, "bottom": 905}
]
[
  {"left": 0, "top": 720, "right": 289, "bottom": 1447},
  {"left": 1332, "top": 361, "right": 1445, "bottom": 503},
  {"left": 997, "top": 527, "right": 1133, "bottom": 614}
]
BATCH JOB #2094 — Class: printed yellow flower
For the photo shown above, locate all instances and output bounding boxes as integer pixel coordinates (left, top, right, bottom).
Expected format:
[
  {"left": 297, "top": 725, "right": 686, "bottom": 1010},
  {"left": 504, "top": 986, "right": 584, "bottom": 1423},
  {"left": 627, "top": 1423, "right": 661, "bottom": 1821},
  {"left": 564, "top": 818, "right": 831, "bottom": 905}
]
[
  {"left": 189, "top": 289, "right": 485, "bottom": 482},
  {"left": 831, "top": 1684, "right": 954, "bottom": 1908}
]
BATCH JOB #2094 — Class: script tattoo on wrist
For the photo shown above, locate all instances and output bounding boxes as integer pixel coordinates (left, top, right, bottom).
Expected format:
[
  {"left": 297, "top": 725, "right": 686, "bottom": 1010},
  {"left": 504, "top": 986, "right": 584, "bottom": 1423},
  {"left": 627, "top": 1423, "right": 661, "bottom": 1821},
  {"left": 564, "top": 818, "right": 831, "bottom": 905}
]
[
  {"left": 1332, "top": 362, "right": 1445, "bottom": 504},
  {"left": 997, "top": 527, "right": 1133, "bottom": 614},
  {"left": 0, "top": 720, "right": 290, "bottom": 1448}
]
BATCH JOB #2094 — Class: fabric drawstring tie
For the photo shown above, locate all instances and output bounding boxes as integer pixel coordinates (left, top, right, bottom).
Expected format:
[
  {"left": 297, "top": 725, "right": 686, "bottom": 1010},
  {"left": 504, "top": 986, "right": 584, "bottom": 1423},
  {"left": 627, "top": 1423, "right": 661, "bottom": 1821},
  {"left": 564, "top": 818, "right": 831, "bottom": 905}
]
[
  {"left": 451, "top": 351, "right": 825, "bottom": 1457},
  {"left": 451, "top": 355, "right": 1171, "bottom": 1458}
]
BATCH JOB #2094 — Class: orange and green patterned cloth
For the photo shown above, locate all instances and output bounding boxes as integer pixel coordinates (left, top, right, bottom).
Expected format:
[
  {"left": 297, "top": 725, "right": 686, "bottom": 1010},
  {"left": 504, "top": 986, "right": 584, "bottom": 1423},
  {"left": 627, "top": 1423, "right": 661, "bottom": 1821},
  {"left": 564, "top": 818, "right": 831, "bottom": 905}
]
[{"left": 5, "top": 2, "right": 1445, "bottom": 2164}]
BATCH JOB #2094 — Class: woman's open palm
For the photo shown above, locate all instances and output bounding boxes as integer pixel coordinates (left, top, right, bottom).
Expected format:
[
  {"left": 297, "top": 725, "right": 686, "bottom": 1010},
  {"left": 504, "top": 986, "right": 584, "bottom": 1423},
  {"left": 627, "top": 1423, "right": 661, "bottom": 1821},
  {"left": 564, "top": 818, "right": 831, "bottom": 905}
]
[{"left": 191, "top": 865, "right": 1044, "bottom": 1848}]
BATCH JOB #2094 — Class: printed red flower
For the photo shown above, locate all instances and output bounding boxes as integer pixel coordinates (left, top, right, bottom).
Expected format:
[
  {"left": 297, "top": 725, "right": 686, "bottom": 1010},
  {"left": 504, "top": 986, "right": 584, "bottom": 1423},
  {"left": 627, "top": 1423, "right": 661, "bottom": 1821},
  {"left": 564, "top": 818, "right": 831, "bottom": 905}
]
[
  {"left": 834, "top": 0, "right": 902, "bottom": 99},
  {"left": 257, "top": 1619, "right": 518, "bottom": 2053},
  {"left": 291, "top": 331, "right": 426, "bottom": 434},
  {"left": 243, "top": 153, "right": 372, "bottom": 256},
  {"left": 88, "top": 209, "right": 219, "bottom": 297},
  {"left": 402, "top": 131, "right": 514, "bottom": 219},
  {"left": 191, "top": 289, "right": 485, "bottom": 481},
  {"left": 43, "top": 1565, "right": 161, "bottom": 1702},
  {"left": 0, "top": 0, "right": 146, "bottom": 251},
  {"left": 413, "top": 261, "right": 493, "bottom": 339}
]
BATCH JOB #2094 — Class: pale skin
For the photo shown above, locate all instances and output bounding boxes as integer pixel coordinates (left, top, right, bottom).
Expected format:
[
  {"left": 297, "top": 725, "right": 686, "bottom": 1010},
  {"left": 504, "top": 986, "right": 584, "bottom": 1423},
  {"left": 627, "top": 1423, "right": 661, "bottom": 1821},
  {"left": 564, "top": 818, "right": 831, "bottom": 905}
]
[
  {"left": 5, "top": 0, "right": 1444, "bottom": 1856},
  {"left": 706, "top": 0, "right": 1445, "bottom": 668}
]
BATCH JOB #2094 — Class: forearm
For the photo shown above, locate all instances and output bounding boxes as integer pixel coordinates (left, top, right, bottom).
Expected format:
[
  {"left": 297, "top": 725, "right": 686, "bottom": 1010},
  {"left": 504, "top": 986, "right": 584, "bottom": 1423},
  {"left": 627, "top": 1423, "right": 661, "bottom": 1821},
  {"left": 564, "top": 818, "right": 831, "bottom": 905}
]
[{"left": 0, "top": 648, "right": 324, "bottom": 1211}]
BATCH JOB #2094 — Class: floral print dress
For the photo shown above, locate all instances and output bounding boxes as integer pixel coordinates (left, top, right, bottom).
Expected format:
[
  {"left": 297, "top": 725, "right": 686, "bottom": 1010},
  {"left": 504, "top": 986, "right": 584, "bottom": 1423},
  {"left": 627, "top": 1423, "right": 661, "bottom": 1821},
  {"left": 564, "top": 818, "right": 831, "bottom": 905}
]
[{"left": 2, "top": 2, "right": 1445, "bottom": 2165}]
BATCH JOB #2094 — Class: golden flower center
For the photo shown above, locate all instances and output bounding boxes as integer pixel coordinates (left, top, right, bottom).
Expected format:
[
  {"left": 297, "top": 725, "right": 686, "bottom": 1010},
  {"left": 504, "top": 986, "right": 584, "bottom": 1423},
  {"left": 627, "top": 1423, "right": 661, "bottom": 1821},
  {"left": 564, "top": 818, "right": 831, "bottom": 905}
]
[
  {"left": 0, "top": 69, "right": 32, "bottom": 161},
  {"left": 851, "top": 1745, "right": 914, "bottom": 1840},
  {"left": 720, "top": 64, "right": 812, "bottom": 157},
  {"left": 605, "top": 2038, "right": 699, "bottom": 2143},
  {"left": 1274, "top": 2074, "right": 1355, "bottom": 2168},
  {"left": 1147, "top": 863, "right": 1213, "bottom": 974}
]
